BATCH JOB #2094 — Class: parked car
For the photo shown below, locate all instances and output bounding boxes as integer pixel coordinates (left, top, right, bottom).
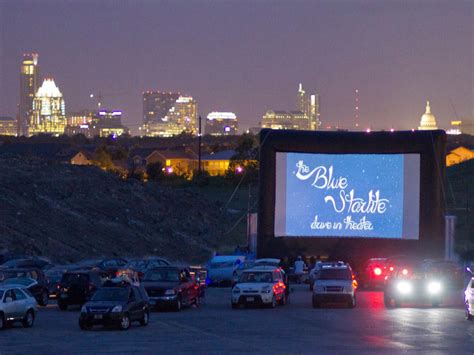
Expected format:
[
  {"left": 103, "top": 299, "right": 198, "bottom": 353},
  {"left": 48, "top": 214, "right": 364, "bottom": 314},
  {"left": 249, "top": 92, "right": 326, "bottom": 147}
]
[
  {"left": 45, "top": 265, "right": 76, "bottom": 299},
  {"left": 231, "top": 260, "right": 255, "bottom": 285},
  {"left": 0, "top": 257, "right": 52, "bottom": 270},
  {"left": 57, "top": 270, "right": 104, "bottom": 310},
  {"left": 0, "top": 268, "right": 50, "bottom": 306},
  {"left": 464, "top": 268, "right": 474, "bottom": 321},
  {"left": 79, "top": 284, "right": 149, "bottom": 330},
  {"left": 384, "top": 263, "right": 444, "bottom": 308},
  {"left": 231, "top": 266, "right": 287, "bottom": 309},
  {"left": 308, "top": 261, "right": 342, "bottom": 291},
  {"left": 118, "top": 257, "right": 170, "bottom": 280},
  {"left": 0, "top": 285, "right": 37, "bottom": 329},
  {"left": 73, "top": 258, "right": 128, "bottom": 278},
  {"left": 207, "top": 255, "right": 246, "bottom": 286},
  {"left": 312, "top": 262, "right": 357, "bottom": 308},
  {"left": 358, "top": 258, "right": 388, "bottom": 289},
  {"left": 142, "top": 266, "right": 200, "bottom": 311}
]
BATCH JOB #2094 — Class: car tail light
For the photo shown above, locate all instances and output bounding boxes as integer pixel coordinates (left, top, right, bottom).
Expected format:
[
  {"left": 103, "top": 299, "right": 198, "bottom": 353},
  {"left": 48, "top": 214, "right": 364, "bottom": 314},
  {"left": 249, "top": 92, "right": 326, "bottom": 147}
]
[
  {"left": 389, "top": 266, "right": 394, "bottom": 272},
  {"left": 373, "top": 267, "right": 382, "bottom": 276},
  {"left": 352, "top": 279, "right": 358, "bottom": 289}
]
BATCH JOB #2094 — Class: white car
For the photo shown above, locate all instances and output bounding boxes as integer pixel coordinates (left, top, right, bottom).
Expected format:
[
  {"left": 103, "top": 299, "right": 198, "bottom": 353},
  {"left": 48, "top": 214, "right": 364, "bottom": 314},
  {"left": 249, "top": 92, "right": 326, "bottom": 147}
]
[
  {"left": 231, "top": 267, "right": 287, "bottom": 309},
  {"left": 0, "top": 285, "right": 37, "bottom": 329},
  {"left": 465, "top": 272, "right": 474, "bottom": 321},
  {"left": 312, "top": 263, "right": 356, "bottom": 308}
]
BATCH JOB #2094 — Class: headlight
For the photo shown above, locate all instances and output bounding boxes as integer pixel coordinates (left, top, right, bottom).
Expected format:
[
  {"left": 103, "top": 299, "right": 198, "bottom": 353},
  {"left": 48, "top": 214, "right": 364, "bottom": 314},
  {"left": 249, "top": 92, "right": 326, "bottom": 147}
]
[
  {"left": 81, "top": 305, "right": 88, "bottom": 313},
  {"left": 428, "top": 281, "right": 442, "bottom": 294},
  {"left": 165, "top": 289, "right": 176, "bottom": 295},
  {"left": 396, "top": 281, "right": 412, "bottom": 294},
  {"left": 261, "top": 286, "right": 272, "bottom": 294},
  {"left": 111, "top": 305, "right": 122, "bottom": 312},
  {"left": 232, "top": 286, "right": 241, "bottom": 294}
]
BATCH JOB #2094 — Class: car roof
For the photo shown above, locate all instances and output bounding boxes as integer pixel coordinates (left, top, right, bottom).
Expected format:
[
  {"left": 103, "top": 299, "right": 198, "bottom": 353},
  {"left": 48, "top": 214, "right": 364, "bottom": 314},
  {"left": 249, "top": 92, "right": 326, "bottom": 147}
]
[
  {"left": 0, "top": 284, "right": 27, "bottom": 291},
  {"left": 255, "top": 258, "right": 280, "bottom": 263},
  {"left": 146, "top": 265, "right": 181, "bottom": 271}
]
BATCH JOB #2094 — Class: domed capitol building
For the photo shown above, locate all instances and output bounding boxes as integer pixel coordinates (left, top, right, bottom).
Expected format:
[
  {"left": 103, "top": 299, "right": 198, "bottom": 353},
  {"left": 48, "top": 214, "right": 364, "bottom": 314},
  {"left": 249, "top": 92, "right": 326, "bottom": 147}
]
[{"left": 418, "top": 100, "right": 438, "bottom": 130}]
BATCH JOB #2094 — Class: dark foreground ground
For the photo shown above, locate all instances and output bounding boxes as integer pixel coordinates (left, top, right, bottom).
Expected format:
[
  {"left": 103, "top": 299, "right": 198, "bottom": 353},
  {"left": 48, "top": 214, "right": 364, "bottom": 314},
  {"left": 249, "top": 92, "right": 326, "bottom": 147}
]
[{"left": 1, "top": 286, "right": 473, "bottom": 354}]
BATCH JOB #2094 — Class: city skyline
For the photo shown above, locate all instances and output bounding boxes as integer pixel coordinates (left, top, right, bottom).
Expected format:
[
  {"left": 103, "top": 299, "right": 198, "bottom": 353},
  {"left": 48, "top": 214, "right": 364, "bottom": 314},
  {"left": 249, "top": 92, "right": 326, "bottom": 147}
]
[{"left": 0, "top": 1, "right": 472, "bottom": 133}]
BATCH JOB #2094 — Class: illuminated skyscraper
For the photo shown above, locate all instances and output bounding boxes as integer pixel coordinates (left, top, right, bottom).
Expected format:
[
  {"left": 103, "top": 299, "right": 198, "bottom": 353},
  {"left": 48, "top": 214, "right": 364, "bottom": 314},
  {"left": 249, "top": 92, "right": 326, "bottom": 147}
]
[
  {"left": 30, "top": 78, "right": 66, "bottom": 136},
  {"left": 142, "top": 91, "right": 180, "bottom": 124},
  {"left": 205, "top": 112, "right": 238, "bottom": 136},
  {"left": 141, "top": 92, "right": 197, "bottom": 137},
  {"left": 309, "top": 93, "right": 321, "bottom": 130},
  {"left": 18, "top": 53, "right": 40, "bottom": 136},
  {"left": 297, "top": 83, "right": 308, "bottom": 115}
]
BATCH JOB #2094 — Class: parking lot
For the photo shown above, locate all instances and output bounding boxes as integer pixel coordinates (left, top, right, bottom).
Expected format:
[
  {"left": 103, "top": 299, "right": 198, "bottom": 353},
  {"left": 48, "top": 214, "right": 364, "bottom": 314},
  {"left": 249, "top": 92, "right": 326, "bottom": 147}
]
[{"left": 1, "top": 285, "right": 473, "bottom": 354}]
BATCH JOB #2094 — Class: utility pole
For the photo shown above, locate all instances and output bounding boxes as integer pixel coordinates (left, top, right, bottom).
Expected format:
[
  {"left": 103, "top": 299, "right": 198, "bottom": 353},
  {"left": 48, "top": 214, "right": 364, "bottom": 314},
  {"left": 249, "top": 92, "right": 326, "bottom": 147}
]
[{"left": 198, "top": 115, "right": 202, "bottom": 174}]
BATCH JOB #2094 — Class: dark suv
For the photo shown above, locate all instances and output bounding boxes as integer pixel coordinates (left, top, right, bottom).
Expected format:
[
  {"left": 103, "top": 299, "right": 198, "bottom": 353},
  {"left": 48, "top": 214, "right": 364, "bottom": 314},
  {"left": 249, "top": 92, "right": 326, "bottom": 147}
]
[
  {"left": 142, "top": 266, "right": 200, "bottom": 311},
  {"left": 79, "top": 285, "right": 149, "bottom": 330},
  {"left": 0, "top": 268, "right": 50, "bottom": 306},
  {"left": 58, "top": 270, "right": 103, "bottom": 310}
]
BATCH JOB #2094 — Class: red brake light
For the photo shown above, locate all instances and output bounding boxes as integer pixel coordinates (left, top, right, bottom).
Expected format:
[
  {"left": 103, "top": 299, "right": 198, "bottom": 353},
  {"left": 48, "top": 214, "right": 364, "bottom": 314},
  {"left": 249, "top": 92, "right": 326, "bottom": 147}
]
[
  {"left": 374, "top": 267, "right": 382, "bottom": 276},
  {"left": 402, "top": 268, "right": 408, "bottom": 276},
  {"left": 389, "top": 266, "right": 394, "bottom": 272}
]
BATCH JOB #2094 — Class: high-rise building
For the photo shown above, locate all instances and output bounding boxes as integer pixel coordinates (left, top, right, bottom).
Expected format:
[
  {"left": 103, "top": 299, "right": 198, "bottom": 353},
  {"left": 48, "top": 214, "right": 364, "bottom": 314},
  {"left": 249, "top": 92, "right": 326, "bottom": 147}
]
[
  {"left": 309, "top": 93, "right": 321, "bottom": 130},
  {"left": 165, "top": 96, "right": 197, "bottom": 135},
  {"left": 66, "top": 110, "right": 96, "bottom": 126},
  {"left": 261, "top": 110, "right": 310, "bottom": 130},
  {"left": 205, "top": 112, "right": 238, "bottom": 136},
  {"left": 297, "top": 83, "right": 308, "bottom": 115},
  {"left": 90, "top": 110, "right": 128, "bottom": 137},
  {"left": 0, "top": 117, "right": 17, "bottom": 136},
  {"left": 29, "top": 78, "right": 66, "bottom": 136},
  {"left": 418, "top": 101, "right": 438, "bottom": 130},
  {"left": 142, "top": 91, "right": 180, "bottom": 124},
  {"left": 261, "top": 83, "right": 320, "bottom": 132},
  {"left": 141, "top": 92, "right": 198, "bottom": 137},
  {"left": 18, "top": 53, "right": 40, "bottom": 136}
]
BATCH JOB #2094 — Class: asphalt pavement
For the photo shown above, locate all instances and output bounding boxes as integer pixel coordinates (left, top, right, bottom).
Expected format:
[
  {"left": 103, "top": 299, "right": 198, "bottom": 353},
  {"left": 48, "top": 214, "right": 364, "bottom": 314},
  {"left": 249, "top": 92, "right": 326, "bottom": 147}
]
[{"left": 1, "top": 285, "right": 473, "bottom": 354}]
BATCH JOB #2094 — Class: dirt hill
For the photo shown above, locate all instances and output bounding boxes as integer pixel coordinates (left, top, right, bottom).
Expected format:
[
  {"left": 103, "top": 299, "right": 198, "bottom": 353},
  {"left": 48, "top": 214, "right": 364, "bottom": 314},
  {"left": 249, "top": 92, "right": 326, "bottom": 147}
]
[{"left": 0, "top": 155, "right": 238, "bottom": 263}]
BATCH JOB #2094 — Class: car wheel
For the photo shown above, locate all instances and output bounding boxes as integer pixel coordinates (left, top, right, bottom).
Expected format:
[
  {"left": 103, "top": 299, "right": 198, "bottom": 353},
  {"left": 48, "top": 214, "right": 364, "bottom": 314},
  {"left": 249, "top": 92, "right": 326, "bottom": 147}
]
[
  {"left": 22, "top": 310, "right": 35, "bottom": 328},
  {"left": 466, "top": 303, "right": 473, "bottom": 321},
  {"left": 194, "top": 296, "right": 200, "bottom": 308},
  {"left": 312, "top": 297, "right": 320, "bottom": 309},
  {"left": 119, "top": 314, "right": 131, "bottom": 330},
  {"left": 140, "top": 310, "right": 149, "bottom": 326},
  {"left": 79, "top": 320, "right": 92, "bottom": 330},
  {"left": 39, "top": 291, "right": 49, "bottom": 306},
  {"left": 174, "top": 296, "right": 182, "bottom": 312},
  {"left": 0, "top": 313, "right": 5, "bottom": 330},
  {"left": 58, "top": 301, "right": 68, "bottom": 311}
]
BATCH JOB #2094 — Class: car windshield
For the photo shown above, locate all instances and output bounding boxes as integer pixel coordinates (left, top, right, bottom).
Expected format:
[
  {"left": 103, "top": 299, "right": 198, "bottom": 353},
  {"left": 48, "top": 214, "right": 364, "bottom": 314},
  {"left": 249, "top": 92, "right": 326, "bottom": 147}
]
[
  {"left": 62, "top": 273, "right": 90, "bottom": 284},
  {"left": 144, "top": 269, "right": 179, "bottom": 282},
  {"left": 2, "top": 278, "right": 34, "bottom": 286},
  {"left": 240, "top": 272, "right": 273, "bottom": 283},
  {"left": 318, "top": 269, "right": 352, "bottom": 280},
  {"left": 211, "top": 261, "right": 235, "bottom": 268},
  {"left": 91, "top": 288, "right": 129, "bottom": 302}
]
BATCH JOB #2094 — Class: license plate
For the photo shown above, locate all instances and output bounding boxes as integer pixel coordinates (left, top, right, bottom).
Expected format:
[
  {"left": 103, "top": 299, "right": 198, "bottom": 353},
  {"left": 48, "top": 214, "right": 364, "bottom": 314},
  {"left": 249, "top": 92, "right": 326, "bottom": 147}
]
[
  {"left": 246, "top": 297, "right": 255, "bottom": 302},
  {"left": 94, "top": 314, "right": 103, "bottom": 319}
]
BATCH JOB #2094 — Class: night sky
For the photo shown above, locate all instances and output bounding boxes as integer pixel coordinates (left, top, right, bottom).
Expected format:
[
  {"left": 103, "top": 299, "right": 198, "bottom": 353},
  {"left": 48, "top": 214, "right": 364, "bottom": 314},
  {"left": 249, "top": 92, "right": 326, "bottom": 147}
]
[{"left": 0, "top": 0, "right": 472, "bottom": 133}]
